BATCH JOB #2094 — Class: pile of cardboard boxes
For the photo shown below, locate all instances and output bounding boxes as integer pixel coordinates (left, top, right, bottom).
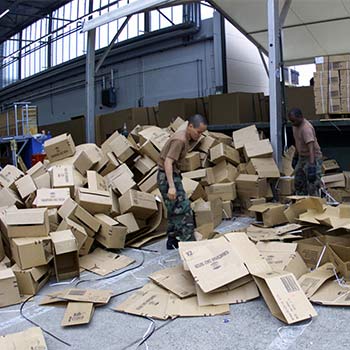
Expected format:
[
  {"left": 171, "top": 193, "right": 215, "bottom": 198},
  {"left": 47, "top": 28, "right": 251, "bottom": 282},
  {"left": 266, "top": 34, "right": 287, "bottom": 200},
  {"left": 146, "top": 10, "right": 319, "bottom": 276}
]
[
  {"left": 314, "top": 54, "right": 350, "bottom": 114},
  {"left": 1, "top": 119, "right": 350, "bottom": 329}
]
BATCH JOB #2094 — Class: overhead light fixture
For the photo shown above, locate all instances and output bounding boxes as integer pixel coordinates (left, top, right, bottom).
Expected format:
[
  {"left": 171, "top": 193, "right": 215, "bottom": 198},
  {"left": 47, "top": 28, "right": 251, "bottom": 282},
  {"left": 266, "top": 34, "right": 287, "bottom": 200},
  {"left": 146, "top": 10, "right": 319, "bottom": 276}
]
[{"left": 0, "top": 9, "right": 10, "bottom": 19}]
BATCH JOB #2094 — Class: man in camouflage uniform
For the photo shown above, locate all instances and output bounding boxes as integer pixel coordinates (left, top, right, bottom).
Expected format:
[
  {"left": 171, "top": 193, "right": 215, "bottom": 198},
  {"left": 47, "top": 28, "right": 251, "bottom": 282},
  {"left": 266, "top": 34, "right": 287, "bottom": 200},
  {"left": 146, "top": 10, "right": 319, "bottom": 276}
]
[
  {"left": 289, "top": 108, "right": 323, "bottom": 196},
  {"left": 157, "top": 114, "right": 208, "bottom": 249}
]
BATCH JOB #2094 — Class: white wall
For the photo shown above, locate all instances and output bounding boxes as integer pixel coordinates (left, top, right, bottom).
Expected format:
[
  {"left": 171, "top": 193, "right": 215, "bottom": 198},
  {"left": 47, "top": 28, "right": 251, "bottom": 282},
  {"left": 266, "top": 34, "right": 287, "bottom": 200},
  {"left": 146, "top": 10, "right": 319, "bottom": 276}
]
[{"left": 225, "top": 20, "right": 269, "bottom": 95}]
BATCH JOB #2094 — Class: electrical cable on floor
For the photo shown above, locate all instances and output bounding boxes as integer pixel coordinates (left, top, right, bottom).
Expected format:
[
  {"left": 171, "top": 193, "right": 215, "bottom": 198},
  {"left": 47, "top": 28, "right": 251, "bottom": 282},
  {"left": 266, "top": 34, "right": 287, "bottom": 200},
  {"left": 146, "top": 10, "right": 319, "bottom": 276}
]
[
  {"left": 19, "top": 295, "right": 71, "bottom": 347},
  {"left": 75, "top": 250, "right": 145, "bottom": 287},
  {"left": 137, "top": 317, "right": 155, "bottom": 349}
]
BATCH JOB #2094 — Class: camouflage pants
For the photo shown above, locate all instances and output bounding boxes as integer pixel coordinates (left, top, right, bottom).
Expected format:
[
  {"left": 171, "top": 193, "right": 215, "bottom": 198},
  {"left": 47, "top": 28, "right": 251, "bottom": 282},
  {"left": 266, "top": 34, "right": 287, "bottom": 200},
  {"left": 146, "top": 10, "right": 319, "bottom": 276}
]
[
  {"left": 295, "top": 157, "right": 322, "bottom": 196},
  {"left": 157, "top": 170, "right": 195, "bottom": 242}
]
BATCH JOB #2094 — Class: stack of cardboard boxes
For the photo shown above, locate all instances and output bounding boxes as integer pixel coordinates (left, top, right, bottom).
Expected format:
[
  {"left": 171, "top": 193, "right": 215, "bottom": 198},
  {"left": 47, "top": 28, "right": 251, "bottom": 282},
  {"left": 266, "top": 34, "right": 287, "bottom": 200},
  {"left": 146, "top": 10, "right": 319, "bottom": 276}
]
[
  {"left": 2, "top": 119, "right": 350, "bottom": 327},
  {"left": 314, "top": 54, "right": 350, "bottom": 114}
]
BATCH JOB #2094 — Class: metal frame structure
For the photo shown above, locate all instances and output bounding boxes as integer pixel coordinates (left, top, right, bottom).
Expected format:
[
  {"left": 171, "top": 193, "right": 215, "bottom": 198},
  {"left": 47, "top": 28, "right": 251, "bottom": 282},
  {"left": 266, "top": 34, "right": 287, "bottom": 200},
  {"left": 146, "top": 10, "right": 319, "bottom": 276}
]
[{"left": 83, "top": 1, "right": 200, "bottom": 143}]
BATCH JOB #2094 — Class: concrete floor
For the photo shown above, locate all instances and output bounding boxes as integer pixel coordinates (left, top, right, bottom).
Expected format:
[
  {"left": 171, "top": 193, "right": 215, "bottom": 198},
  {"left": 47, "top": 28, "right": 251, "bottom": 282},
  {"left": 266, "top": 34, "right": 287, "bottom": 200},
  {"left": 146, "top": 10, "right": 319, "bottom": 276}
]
[{"left": 1, "top": 223, "right": 350, "bottom": 350}]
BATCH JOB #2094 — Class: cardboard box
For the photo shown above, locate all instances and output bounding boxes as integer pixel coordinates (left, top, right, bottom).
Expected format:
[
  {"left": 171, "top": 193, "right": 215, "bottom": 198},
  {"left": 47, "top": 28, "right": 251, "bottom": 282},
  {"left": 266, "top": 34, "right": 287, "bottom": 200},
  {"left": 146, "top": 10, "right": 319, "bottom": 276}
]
[
  {"left": 12, "top": 264, "right": 50, "bottom": 295},
  {"left": 11, "top": 237, "right": 52, "bottom": 270},
  {"left": 15, "top": 174, "right": 37, "bottom": 199},
  {"left": 116, "top": 213, "right": 141, "bottom": 234},
  {"left": 79, "top": 236, "right": 94, "bottom": 256},
  {"left": 108, "top": 134, "right": 135, "bottom": 163},
  {"left": 222, "top": 201, "right": 233, "bottom": 219},
  {"left": 105, "top": 165, "right": 136, "bottom": 195},
  {"left": 232, "top": 125, "right": 260, "bottom": 150},
  {"left": 44, "top": 133, "right": 76, "bottom": 162},
  {"left": 253, "top": 271, "right": 317, "bottom": 324},
  {"left": 0, "top": 268, "right": 22, "bottom": 307},
  {"left": 322, "top": 173, "right": 345, "bottom": 188},
  {"left": 57, "top": 218, "right": 88, "bottom": 251},
  {"left": 134, "top": 155, "right": 156, "bottom": 175},
  {"left": 119, "top": 189, "right": 157, "bottom": 220},
  {"left": 322, "top": 159, "right": 340, "bottom": 174},
  {"left": 138, "top": 126, "right": 170, "bottom": 151},
  {"left": 73, "top": 151, "right": 97, "bottom": 175},
  {"left": 205, "top": 182, "right": 236, "bottom": 201},
  {"left": 62, "top": 302, "right": 94, "bottom": 327},
  {"left": 249, "top": 203, "right": 288, "bottom": 227},
  {"left": 95, "top": 213, "right": 127, "bottom": 249},
  {"left": 6, "top": 208, "right": 49, "bottom": 238},
  {"left": 52, "top": 165, "right": 75, "bottom": 195},
  {"left": 33, "top": 172, "right": 51, "bottom": 189},
  {"left": 0, "top": 164, "right": 24, "bottom": 189},
  {"left": 182, "top": 177, "right": 207, "bottom": 201},
  {"left": 76, "top": 188, "right": 112, "bottom": 215},
  {"left": 235, "top": 174, "right": 268, "bottom": 199},
  {"left": 0, "top": 327, "right": 47, "bottom": 349},
  {"left": 278, "top": 177, "right": 295, "bottom": 196},
  {"left": 87, "top": 171, "right": 107, "bottom": 191},
  {"left": 0, "top": 187, "right": 23, "bottom": 207},
  {"left": 246, "top": 158, "right": 280, "bottom": 178},
  {"left": 139, "top": 139, "right": 160, "bottom": 163},
  {"left": 193, "top": 199, "right": 222, "bottom": 228},
  {"left": 297, "top": 235, "right": 350, "bottom": 269},
  {"left": 34, "top": 188, "right": 70, "bottom": 208},
  {"left": 244, "top": 139, "right": 273, "bottom": 159},
  {"left": 208, "top": 93, "right": 256, "bottom": 124},
  {"left": 212, "top": 160, "right": 238, "bottom": 183},
  {"left": 138, "top": 169, "right": 158, "bottom": 193},
  {"left": 158, "top": 98, "right": 197, "bottom": 127},
  {"left": 58, "top": 197, "right": 101, "bottom": 233},
  {"left": 50, "top": 230, "right": 79, "bottom": 281},
  {"left": 26, "top": 161, "right": 47, "bottom": 179},
  {"left": 180, "top": 152, "right": 201, "bottom": 172},
  {"left": 199, "top": 135, "right": 218, "bottom": 153},
  {"left": 209, "top": 132, "right": 233, "bottom": 146},
  {"left": 328, "top": 243, "right": 350, "bottom": 280},
  {"left": 210, "top": 143, "right": 240, "bottom": 166}
]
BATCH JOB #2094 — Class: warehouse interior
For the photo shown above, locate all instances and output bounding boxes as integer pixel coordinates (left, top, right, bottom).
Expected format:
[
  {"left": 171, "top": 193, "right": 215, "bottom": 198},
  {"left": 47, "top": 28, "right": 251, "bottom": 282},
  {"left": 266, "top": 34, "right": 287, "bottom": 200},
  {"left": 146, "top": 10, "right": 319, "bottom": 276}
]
[{"left": 1, "top": 1, "right": 350, "bottom": 349}]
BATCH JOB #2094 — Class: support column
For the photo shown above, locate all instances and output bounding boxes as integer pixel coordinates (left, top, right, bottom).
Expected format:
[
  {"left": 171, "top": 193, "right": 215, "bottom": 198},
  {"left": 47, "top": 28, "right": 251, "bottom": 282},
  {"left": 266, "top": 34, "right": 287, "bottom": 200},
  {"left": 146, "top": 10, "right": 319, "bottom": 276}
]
[
  {"left": 268, "top": 0, "right": 282, "bottom": 168},
  {"left": 86, "top": 28, "right": 96, "bottom": 143}
]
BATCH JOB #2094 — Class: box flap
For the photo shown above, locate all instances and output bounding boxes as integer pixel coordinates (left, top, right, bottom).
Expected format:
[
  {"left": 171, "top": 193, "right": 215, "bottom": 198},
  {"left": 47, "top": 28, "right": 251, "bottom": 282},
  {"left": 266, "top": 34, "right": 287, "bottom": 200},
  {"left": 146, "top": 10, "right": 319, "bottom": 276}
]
[
  {"left": 310, "top": 279, "right": 350, "bottom": 306},
  {"left": 298, "top": 263, "right": 335, "bottom": 298}
]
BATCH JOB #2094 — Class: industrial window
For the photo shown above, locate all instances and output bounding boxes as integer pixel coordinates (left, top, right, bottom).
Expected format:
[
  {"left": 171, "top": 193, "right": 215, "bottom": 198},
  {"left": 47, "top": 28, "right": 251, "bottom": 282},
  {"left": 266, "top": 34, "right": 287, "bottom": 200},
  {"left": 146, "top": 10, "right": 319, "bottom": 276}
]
[
  {"left": 21, "top": 18, "right": 49, "bottom": 79},
  {"left": 1, "top": 34, "right": 19, "bottom": 87},
  {"left": 51, "top": 0, "right": 89, "bottom": 66},
  {"left": 0, "top": 0, "right": 203, "bottom": 87}
]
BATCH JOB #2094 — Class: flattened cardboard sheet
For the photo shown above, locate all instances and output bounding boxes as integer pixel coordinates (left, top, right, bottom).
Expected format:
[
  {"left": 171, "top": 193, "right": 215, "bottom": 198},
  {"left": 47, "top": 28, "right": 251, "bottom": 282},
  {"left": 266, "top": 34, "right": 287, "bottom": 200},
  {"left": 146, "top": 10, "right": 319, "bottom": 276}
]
[
  {"left": 79, "top": 248, "right": 135, "bottom": 276},
  {"left": 62, "top": 302, "right": 94, "bottom": 327},
  {"left": 114, "top": 282, "right": 230, "bottom": 320},
  {"left": 196, "top": 281, "right": 259, "bottom": 306},
  {"left": 0, "top": 327, "right": 47, "bottom": 349},
  {"left": 149, "top": 265, "right": 196, "bottom": 298}
]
